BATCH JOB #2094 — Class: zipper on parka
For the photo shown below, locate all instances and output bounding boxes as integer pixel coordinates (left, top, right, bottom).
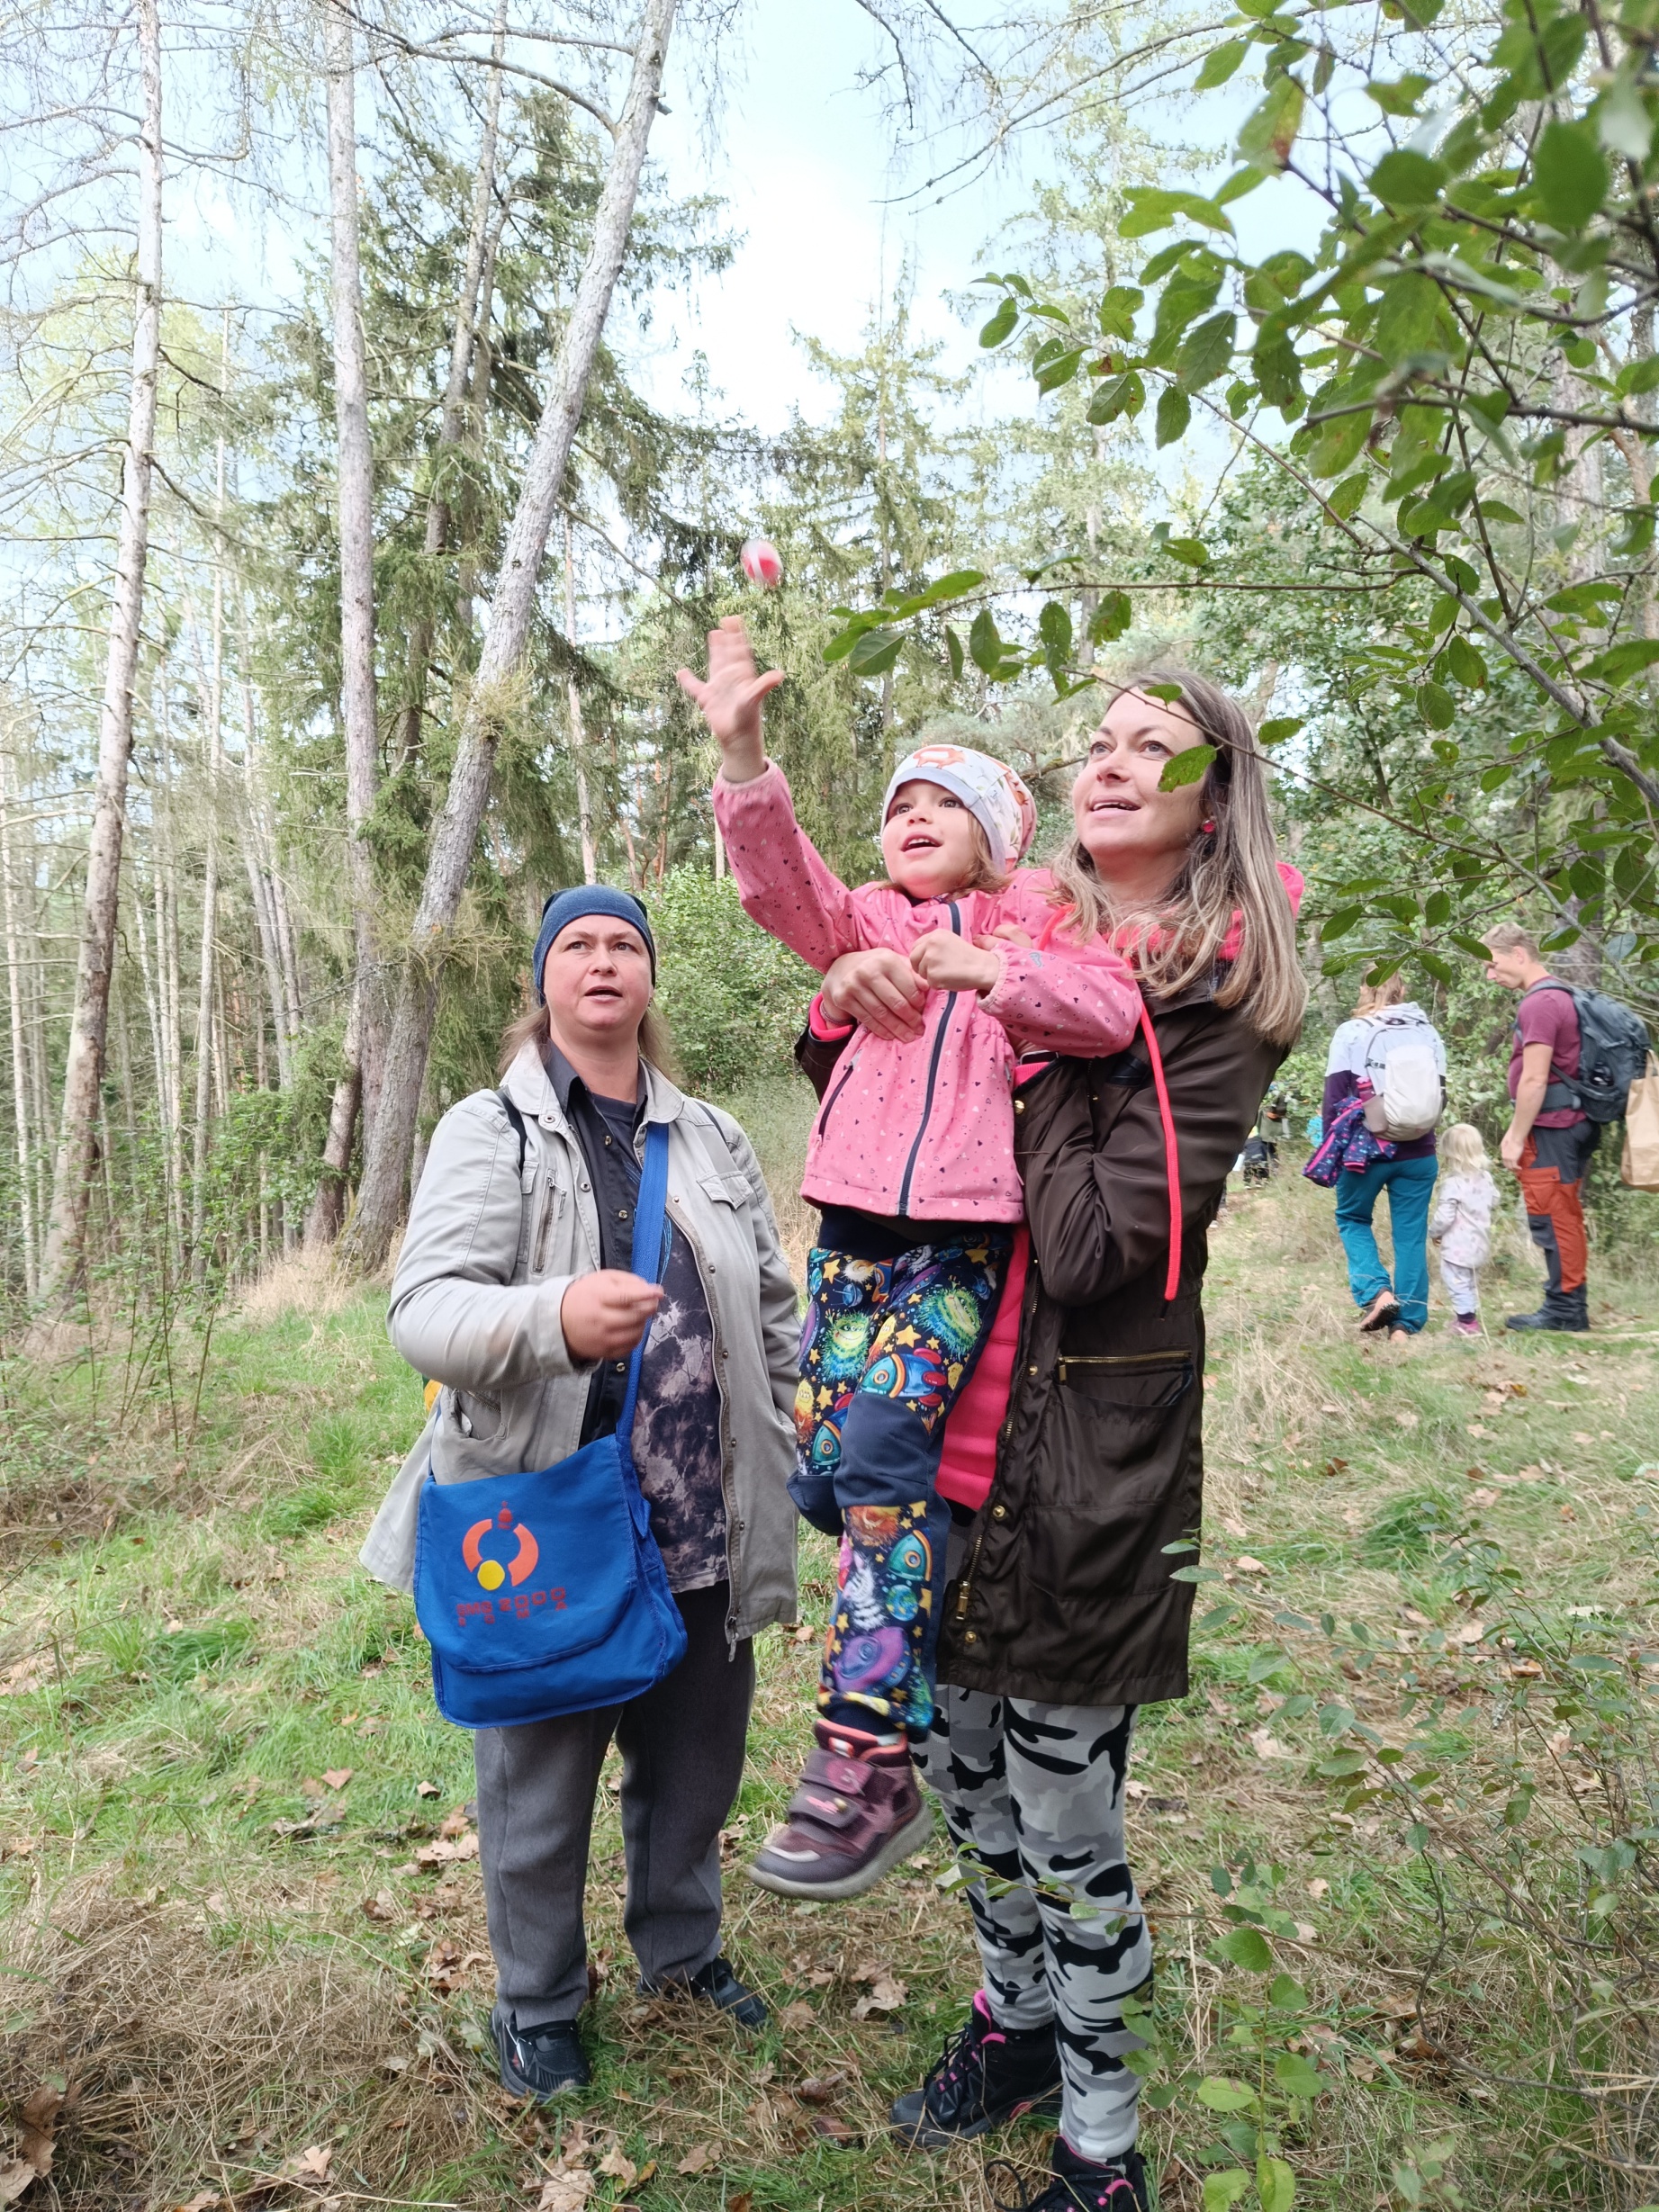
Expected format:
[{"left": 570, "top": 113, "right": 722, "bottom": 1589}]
[{"left": 896, "top": 900, "right": 963, "bottom": 1218}]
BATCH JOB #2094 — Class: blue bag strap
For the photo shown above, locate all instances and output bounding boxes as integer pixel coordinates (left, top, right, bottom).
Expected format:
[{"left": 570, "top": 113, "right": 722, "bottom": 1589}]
[{"left": 617, "top": 1118, "right": 671, "bottom": 1447}]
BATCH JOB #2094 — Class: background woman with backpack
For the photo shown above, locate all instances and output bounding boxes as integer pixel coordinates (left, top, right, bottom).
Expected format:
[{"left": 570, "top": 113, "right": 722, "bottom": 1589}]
[{"left": 1316, "top": 974, "right": 1447, "bottom": 1340}]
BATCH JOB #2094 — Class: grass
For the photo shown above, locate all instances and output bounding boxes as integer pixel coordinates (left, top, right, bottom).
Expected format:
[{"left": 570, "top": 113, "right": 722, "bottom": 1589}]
[{"left": 1, "top": 1076, "right": 1657, "bottom": 2210}]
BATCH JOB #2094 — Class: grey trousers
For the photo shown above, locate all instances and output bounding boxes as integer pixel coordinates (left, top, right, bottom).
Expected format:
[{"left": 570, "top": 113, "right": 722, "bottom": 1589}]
[
  {"left": 918, "top": 1686, "right": 1151, "bottom": 2162},
  {"left": 475, "top": 1583, "right": 754, "bottom": 2028}
]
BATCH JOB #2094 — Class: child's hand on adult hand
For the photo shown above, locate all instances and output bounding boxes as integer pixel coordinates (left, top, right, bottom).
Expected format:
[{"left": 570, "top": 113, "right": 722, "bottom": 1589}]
[
  {"left": 910, "top": 930, "right": 1001, "bottom": 994},
  {"left": 560, "top": 1271, "right": 663, "bottom": 1362},
  {"left": 674, "top": 616, "right": 781, "bottom": 783},
  {"left": 821, "top": 949, "right": 926, "bottom": 1040}
]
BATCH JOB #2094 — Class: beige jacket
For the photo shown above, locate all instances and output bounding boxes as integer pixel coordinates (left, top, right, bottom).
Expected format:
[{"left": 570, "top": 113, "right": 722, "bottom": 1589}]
[{"left": 359, "top": 1043, "right": 799, "bottom": 1643}]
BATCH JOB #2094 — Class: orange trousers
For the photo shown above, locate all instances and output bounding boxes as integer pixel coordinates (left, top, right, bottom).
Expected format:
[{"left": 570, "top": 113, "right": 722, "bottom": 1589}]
[{"left": 1518, "top": 1128, "right": 1592, "bottom": 1295}]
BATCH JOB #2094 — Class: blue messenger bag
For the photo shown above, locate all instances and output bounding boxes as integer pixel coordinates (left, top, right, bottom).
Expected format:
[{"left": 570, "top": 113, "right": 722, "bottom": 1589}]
[{"left": 412, "top": 1118, "right": 688, "bottom": 1728}]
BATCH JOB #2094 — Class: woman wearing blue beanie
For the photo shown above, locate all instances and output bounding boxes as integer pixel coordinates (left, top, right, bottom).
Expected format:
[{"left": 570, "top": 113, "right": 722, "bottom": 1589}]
[{"left": 362, "top": 886, "right": 800, "bottom": 2098}]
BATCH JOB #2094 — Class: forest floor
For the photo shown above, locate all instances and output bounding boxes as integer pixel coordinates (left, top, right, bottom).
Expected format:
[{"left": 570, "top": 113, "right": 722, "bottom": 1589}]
[{"left": 3, "top": 1075, "right": 1658, "bottom": 2212}]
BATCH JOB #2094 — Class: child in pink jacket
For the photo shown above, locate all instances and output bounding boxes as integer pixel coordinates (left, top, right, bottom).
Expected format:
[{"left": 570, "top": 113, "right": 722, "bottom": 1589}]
[{"left": 678, "top": 617, "right": 1140, "bottom": 1900}]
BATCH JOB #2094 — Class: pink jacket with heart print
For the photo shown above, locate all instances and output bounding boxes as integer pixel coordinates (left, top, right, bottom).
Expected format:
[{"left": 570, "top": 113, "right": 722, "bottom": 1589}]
[{"left": 712, "top": 761, "right": 1141, "bottom": 1221}]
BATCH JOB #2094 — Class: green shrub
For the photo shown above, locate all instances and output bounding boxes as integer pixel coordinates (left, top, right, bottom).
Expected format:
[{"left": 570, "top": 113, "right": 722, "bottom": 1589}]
[{"left": 649, "top": 868, "right": 818, "bottom": 1094}]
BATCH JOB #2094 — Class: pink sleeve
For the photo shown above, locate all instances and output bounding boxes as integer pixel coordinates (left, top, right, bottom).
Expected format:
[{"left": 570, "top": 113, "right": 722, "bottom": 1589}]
[
  {"left": 980, "top": 932, "right": 1141, "bottom": 1056},
  {"left": 712, "top": 760, "right": 872, "bottom": 974}
]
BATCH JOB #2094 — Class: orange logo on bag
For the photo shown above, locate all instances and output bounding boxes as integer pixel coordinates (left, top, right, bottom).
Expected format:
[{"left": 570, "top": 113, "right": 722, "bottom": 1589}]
[{"left": 463, "top": 1504, "right": 541, "bottom": 1592}]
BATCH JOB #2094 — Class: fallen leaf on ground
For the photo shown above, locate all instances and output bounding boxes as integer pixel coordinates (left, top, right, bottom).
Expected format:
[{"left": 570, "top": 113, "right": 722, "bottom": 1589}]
[
  {"left": 439, "top": 1810, "right": 472, "bottom": 1839},
  {"left": 1249, "top": 1727, "right": 1293, "bottom": 1762},
  {"left": 19, "top": 2083, "right": 65, "bottom": 2178},
  {"left": 285, "top": 2144, "right": 332, "bottom": 2181},
  {"left": 596, "top": 2149, "right": 636, "bottom": 2184},
  {"left": 852, "top": 1974, "right": 906, "bottom": 2019},
  {"left": 363, "top": 1890, "right": 397, "bottom": 1923},
  {"left": 675, "top": 2145, "right": 717, "bottom": 2175},
  {"left": 1393, "top": 1410, "right": 1419, "bottom": 1431},
  {"left": 1469, "top": 1488, "right": 1498, "bottom": 1507},
  {"left": 300, "top": 1777, "right": 325, "bottom": 1798},
  {"left": 177, "top": 2195, "right": 221, "bottom": 2211},
  {"left": 1234, "top": 1555, "right": 1268, "bottom": 1575},
  {"left": 811, "top": 2114, "right": 858, "bottom": 2146},
  {"left": 538, "top": 2173, "right": 594, "bottom": 2212},
  {"left": 321, "top": 1768, "right": 353, "bottom": 1791},
  {"left": 1453, "top": 1622, "right": 1485, "bottom": 1644},
  {"left": 795, "top": 2073, "right": 847, "bottom": 2106},
  {"left": 728, "top": 2195, "right": 753, "bottom": 2212},
  {"left": 1306, "top": 1879, "right": 1330, "bottom": 1900},
  {"left": 0, "top": 2162, "right": 35, "bottom": 2207},
  {"left": 778, "top": 2001, "right": 816, "bottom": 2028},
  {"left": 416, "top": 1781, "right": 440, "bottom": 1797}
]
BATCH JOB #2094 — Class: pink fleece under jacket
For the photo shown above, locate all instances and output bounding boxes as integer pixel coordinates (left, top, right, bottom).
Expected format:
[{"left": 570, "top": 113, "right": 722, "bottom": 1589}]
[{"left": 713, "top": 761, "right": 1141, "bottom": 1222}]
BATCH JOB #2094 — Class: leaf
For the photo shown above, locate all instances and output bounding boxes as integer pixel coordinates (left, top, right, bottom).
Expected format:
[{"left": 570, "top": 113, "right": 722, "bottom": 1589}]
[
  {"left": 945, "top": 625, "right": 964, "bottom": 680},
  {"left": 1177, "top": 310, "right": 1238, "bottom": 391},
  {"left": 415, "top": 1779, "right": 440, "bottom": 1797},
  {"left": 1238, "top": 75, "right": 1305, "bottom": 169},
  {"left": 1445, "top": 634, "right": 1487, "bottom": 688},
  {"left": 1215, "top": 1924, "right": 1275, "bottom": 1971},
  {"left": 969, "top": 609, "right": 1004, "bottom": 677},
  {"left": 539, "top": 2172, "right": 595, "bottom": 2212},
  {"left": 1123, "top": 188, "right": 1234, "bottom": 240},
  {"left": 1197, "top": 2075, "right": 1259, "bottom": 2111},
  {"left": 1039, "top": 601, "right": 1073, "bottom": 656},
  {"left": 0, "top": 2163, "right": 35, "bottom": 2208},
  {"left": 811, "top": 2114, "right": 859, "bottom": 2146},
  {"left": 1417, "top": 681, "right": 1456, "bottom": 730},
  {"left": 979, "top": 297, "right": 1018, "bottom": 348},
  {"left": 1195, "top": 39, "right": 1248, "bottom": 87},
  {"left": 287, "top": 2145, "right": 332, "bottom": 2182},
  {"left": 1535, "top": 120, "right": 1609, "bottom": 230},
  {"left": 1097, "top": 283, "right": 1144, "bottom": 339},
  {"left": 1202, "top": 2172, "right": 1252, "bottom": 2212},
  {"left": 1370, "top": 149, "right": 1447, "bottom": 211},
  {"left": 1589, "top": 637, "right": 1659, "bottom": 684},
  {"left": 1159, "top": 743, "right": 1215, "bottom": 791},
  {"left": 1162, "top": 536, "right": 1211, "bottom": 568},
  {"left": 1327, "top": 473, "right": 1367, "bottom": 519},
  {"left": 1366, "top": 73, "right": 1431, "bottom": 116},
  {"left": 1599, "top": 78, "right": 1654, "bottom": 162},
  {"left": 322, "top": 1768, "right": 353, "bottom": 1791},
  {"left": 1087, "top": 371, "right": 1145, "bottom": 424},
  {"left": 1090, "top": 589, "right": 1132, "bottom": 643},
  {"left": 1257, "top": 2154, "right": 1297, "bottom": 2212},
  {"left": 852, "top": 1973, "right": 907, "bottom": 2017},
  {"left": 1155, "top": 385, "right": 1191, "bottom": 447},
  {"left": 675, "top": 2145, "right": 718, "bottom": 2175},
  {"left": 848, "top": 628, "right": 903, "bottom": 678},
  {"left": 1258, "top": 716, "right": 1304, "bottom": 748},
  {"left": 597, "top": 2149, "right": 637, "bottom": 2183},
  {"left": 1034, "top": 344, "right": 1086, "bottom": 394},
  {"left": 917, "top": 568, "right": 986, "bottom": 607}
]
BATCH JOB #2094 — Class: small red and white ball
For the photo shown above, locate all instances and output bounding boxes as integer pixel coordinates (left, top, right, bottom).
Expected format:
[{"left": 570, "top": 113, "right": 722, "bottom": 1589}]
[{"left": 741, "top": 535, "right": 783, "bottom": 589}]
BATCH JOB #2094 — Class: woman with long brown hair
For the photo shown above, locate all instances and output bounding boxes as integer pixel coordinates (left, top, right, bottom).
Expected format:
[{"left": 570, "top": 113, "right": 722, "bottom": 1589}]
[{"left": 810, "top": 670, "right": 1305, "bottom": 2211}]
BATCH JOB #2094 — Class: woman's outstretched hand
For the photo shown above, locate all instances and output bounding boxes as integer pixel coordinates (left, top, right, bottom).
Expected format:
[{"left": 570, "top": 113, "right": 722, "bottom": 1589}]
[
  {"left": 674, "top": 616, "right": 782, "bottom": 785},
  {"left": 821, "top": 948, "right": 928, "bottom": 1040},
  {"left": 560, "top": 1270, "right": 664, "bottom": 1362}
]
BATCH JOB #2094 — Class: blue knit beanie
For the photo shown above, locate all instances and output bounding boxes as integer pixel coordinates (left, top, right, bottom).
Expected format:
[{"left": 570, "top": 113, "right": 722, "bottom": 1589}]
[{"left": 531, "top": 886, "right": 655, "bottom": 1002}]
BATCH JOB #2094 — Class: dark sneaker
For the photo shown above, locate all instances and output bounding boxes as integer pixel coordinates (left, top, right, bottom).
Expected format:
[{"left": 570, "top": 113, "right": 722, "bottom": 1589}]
[
  {"left": 988, "top": 2137, "right": 1151, "bottom": 2212},
  {"left": 493, "top": 2007, "right": 590, "bottom": 2100},
  {"left": 685, "top": 1955, "right": 769, "bottom": 2030},
  {"left": 890, "top": 1991, "right": 1061, "bottom": 2148},
  {"left": 747, "top": 1718, "right": 932, "bottom": 1900}
]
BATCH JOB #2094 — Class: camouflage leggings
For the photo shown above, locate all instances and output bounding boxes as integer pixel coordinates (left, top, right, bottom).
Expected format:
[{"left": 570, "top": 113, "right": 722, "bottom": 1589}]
[{"left": 917, "top": 1686, "right": 1150, "bottom": 2162}]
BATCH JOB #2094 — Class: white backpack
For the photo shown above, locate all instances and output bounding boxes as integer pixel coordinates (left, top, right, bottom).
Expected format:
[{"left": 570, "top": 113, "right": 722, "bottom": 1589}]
[{"left": 1360, "top": 1011, "right": 1445, "bottom": 1142}]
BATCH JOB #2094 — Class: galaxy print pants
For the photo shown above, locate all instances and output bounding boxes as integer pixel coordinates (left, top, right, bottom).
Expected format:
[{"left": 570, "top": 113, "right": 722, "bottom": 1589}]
[
  {"left": 791, "top": 1223, "right": 1011, "bottom": 1739},
  {"left": 918, "top": 1688, "right": 1151, "bottom": 2162}
]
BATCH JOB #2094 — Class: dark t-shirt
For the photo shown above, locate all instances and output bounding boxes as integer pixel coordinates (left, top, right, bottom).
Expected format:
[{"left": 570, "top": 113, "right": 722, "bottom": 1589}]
[
  {"left": 1510, "top": 981, "right": 1586, "bottom": 1129},
  {"left": 542, "top": 1045, "right": 727, "bottom": 1591}
]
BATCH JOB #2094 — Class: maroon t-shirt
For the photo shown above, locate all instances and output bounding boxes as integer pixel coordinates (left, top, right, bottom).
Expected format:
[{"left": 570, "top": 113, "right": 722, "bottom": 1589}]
[{"left": 1510, "top": 982, "right": 1586, "bottom": 1128}]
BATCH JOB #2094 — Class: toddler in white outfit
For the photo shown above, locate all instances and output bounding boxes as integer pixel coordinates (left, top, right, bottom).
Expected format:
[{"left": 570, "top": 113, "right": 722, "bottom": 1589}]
[{"left": 1429, "top": 1123, "right": 1499, "bottom": 1337}]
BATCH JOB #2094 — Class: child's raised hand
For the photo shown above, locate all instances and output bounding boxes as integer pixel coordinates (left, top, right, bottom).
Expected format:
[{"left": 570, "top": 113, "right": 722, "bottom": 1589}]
[{"left": 675, "top": 616, "right": 782, "bottom": 784}]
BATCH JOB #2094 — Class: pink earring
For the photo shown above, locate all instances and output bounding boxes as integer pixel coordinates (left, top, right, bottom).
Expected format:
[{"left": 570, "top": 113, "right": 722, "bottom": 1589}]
[{"left": 1202, "top": 819, "right": 1216, "bottom": 834}]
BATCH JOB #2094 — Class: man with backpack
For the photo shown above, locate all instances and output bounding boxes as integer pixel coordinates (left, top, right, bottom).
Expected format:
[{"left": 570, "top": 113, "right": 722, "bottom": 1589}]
[
  {"left": 1319, "top": 974, "right": 1447, "bottom": 1339},
  {"left": 1484, "top": 924, "right": 1633, "bottom": 1333}
]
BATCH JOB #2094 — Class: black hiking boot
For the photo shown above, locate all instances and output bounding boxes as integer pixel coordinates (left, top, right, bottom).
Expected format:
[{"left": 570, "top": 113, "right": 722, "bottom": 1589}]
[
  {"left": 1506, "top": 1288, "right": 1590, "bottom": 1333},
  {"left": 493, "top": 2007, "right": 591, "bottom": 2100},
  {"left": 988, "top": 2136, "right": 1151, "bottom": 2212},
  {"left": 890, "top": 1992, "right": 1061, "bottom": 2148},
  {"left": 644, "top": 1955, "right": 768, "bottom": 2030}
]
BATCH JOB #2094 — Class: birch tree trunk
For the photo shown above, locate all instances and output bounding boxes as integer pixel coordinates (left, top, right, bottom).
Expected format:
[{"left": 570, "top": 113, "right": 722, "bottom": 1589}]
[
  {"left": 0, "top": 753, "right": 38, "bottom": 1296},
  {"left": 564, "top": 516, "right": 598, "bottom": 883},
  {"left": 309, "top": 0, "right": 381, "bottom": 1246},
  {"left": 189, "top": 430, "right": 226, "bottom": 1281},
  {"left": 38, "top": 0, "right": 162, "bottom": 1307},
  {"left": 339, "top": 0, "right": 678, "bottom": 1274},
  {"left": 395, "top": 1, "right": 506, "bottom": 771}
]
